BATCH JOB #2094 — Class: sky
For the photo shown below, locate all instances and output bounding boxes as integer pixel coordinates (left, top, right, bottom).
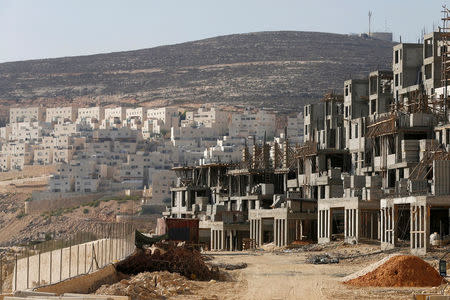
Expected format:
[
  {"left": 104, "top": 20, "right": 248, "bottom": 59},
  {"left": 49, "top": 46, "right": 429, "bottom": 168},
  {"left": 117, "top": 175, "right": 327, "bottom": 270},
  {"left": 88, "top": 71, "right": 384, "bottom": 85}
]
[{"left": 0, "top": 0, "right": 448, "bottom": 63}]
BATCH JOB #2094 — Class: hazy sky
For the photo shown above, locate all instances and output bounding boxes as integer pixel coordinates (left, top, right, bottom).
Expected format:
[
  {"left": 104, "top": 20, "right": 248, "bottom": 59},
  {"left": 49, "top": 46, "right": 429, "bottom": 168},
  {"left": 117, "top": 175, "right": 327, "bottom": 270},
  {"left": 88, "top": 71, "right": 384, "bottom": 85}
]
[{"left": 0, "top": 0, "right": 447, "bottom": 63}]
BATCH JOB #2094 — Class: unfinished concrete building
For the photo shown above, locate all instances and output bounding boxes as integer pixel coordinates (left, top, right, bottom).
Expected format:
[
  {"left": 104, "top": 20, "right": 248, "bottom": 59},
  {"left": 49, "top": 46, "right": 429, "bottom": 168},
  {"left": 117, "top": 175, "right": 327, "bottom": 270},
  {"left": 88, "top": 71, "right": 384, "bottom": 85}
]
[
  {"left": 164, "top": 19, "right": 450, "bottom": 254},
  {"left": 164, "top": 135, "right": 318, "bottom": 250},
  {"left": 313, "top": 24, "right": 450, "bottom": 253}
]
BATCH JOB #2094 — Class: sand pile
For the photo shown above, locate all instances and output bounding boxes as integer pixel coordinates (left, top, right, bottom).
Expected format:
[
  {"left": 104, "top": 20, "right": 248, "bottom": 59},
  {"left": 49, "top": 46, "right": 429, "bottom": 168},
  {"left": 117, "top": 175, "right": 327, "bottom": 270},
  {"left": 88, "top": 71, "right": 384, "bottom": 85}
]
[
  {"left": 95, "top": 271, "right": 197, "bottom": 299},
  {"left": 344, "top": 255, "right": 445, "bottom": 287}
]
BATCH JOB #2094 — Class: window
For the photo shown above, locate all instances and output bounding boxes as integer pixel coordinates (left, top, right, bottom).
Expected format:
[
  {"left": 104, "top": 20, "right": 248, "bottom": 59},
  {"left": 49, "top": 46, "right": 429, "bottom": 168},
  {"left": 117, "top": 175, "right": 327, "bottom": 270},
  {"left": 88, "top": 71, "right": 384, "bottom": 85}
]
[
  {"left": 425, "top": 64, "right": 432, "bottom": 80},
  {"left": 395, "top": 50, "right": 399, "bottom": 64},
  {"left": 355, "top": 124, "right": 358, "bottom": 138}
]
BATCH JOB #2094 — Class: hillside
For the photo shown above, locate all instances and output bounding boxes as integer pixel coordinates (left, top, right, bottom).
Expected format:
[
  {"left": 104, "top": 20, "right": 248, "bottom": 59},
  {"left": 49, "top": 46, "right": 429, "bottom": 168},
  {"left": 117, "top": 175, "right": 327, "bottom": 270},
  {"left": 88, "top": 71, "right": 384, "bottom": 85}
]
[{"left": 0, "top": 31, "right": 394, "bottom": 111}]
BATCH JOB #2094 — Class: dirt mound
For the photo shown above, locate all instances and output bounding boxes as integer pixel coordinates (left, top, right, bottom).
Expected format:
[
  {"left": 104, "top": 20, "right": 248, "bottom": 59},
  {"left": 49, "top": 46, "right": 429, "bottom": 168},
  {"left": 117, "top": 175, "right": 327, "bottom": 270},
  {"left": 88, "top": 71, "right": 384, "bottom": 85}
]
[
  {"left": 95, "top": 271, "right": 197, "bottom": 299},
  {"left": 344, "top": 255, "right": 445, "bottom": 287},
  {"left": 116, "top": 244, "right": 219, "bottom": 281}
]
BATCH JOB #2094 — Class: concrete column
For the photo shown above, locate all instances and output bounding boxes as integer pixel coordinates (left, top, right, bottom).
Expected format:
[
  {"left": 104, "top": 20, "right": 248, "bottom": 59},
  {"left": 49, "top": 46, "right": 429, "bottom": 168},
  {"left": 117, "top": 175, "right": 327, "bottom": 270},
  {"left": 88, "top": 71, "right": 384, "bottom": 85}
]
[
  {"left": 259, "top": 219, "right": 263, "bottom": 246},
  {"left": 355, "top": 209, "right": 359, "bottom": 241},
  {"left": 383, "top": 208, "right": 386, "bottom": 243},
  {"left": 216, "top": 230, "right": 219, "bottom": 250},
  {"left": 298, "top": 220, "right": 303, "bottom": 241},
  {"left": 229, "top": 230, "right": 233, "bottom": 251},
  {"left": 210, "top": 230, "right": 214, "bottom": 250},
  {"left": 387, "top": 208, "right": 391, "bottom": 244},
  {"left": 318, "top": 211, "right": 322, "bottom": 239},
  {"left": 284, "top": 219, "right": 288, "bottom": 245},
  {"left": 278, "top": 219, "right": 281, "bottom": 246},
  {"left": 256, "top": 219, "right": 260, "bottom": 246},
  {"left": 274, "top": 219, "right": 277, "bottom": 246},
  {"left": 212, "top": 230, "right": 216, "bottom": 250},
  {"left": 416, "top": 205, "right": 420, "bottom": 249},
  {"left": 424, "top": 205, "right": 430, "bottom": 251},
  {"left": 344, "top": 209, "right": 348, "bottom": 239},
  {"left": 221, "top": 230, "right": 225, "bottom": 250},
  {"left": 370, "top": 212, "right": 374, "bottom": 240},
  {"left": 410, "top": 206, "right": 415, "bottom": 250}
]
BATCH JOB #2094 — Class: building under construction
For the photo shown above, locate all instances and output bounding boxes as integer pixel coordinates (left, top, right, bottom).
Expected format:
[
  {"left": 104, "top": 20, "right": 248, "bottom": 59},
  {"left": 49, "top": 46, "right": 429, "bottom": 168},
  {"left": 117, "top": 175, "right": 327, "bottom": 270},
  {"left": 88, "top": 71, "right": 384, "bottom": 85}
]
[{"left": 164, "top": 10, "right": 450, "bottom": 253}]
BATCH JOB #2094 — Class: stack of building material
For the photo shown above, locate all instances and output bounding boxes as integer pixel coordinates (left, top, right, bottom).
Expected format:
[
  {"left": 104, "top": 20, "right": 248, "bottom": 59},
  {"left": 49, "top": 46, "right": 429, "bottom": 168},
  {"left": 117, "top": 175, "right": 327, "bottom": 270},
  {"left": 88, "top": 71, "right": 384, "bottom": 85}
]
[
  {"left": 402, "top": 140, "right": 419, "bottom": 162},
  {"left": 409, "top": 179, "right": 428, "bottom": 194},
  {"left": 432, "top": 160, "right": 450, "bottom": 195},
  {"left": 362, "top": 175, "right": 383, "bottom": 200},
  {"left": 396, "top": 178, "right": 408, "bottom": 195}
]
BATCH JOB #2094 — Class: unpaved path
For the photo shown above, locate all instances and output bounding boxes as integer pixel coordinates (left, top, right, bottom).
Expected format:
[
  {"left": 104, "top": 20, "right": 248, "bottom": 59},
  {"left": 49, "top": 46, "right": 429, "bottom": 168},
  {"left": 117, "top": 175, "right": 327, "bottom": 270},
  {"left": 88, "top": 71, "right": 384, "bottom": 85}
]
[{"left": 173, "top": 247, "right": 444, "bottom": 300}]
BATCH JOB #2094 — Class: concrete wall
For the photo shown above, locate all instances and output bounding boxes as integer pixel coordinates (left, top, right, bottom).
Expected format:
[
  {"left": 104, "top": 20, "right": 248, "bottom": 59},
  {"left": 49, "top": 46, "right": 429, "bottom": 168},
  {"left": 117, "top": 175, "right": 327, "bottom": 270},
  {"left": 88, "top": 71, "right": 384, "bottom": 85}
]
[
  {"left": 0, "top": 165, "right": 55, "bottom": 181},
  {"left": 35, "top": 265, "right": 118, "bottom": 295},
  {"left": 12, "top": 238, "right": 134, "bottom": 291}
]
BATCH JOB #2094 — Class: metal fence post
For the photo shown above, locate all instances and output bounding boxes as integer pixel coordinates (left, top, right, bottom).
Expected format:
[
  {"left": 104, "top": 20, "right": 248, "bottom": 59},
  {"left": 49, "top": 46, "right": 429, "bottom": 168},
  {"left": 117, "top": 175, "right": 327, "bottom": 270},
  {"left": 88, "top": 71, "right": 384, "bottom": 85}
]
[
  {"left": 38, "top": 250, "right": 41, "bottom": 288},
  {"left": 1, "top": 255, "right": 3, "bottom": 294},
  {"left": 77, "top": 244, "right": 80, "bottom": 276},
  {"left": 96, "top": 240, "right": 99, "bottom": 271},
  {"left": 113, "top": 224, "right": 117, "bottom": 261},
  {"left": 69, "top": 239, "right": 72, "bottom": 278},
  {"left": 49, "top": 247, "right": 52, "bottom": 284},
  {"left": 84, "top": 239, "right": 87, "bottom": 274},
  {"left": 14, "top": 254, "right": 17, "bottom": 291},
  {"left": 59, "top": 243, "right": 63, "bottom": 282},
  {"left": 26, "top": 250, "right": 29, "bottom": 289},
  {"left": 122, "top": 222, "right": 125, "bottom": 258}
]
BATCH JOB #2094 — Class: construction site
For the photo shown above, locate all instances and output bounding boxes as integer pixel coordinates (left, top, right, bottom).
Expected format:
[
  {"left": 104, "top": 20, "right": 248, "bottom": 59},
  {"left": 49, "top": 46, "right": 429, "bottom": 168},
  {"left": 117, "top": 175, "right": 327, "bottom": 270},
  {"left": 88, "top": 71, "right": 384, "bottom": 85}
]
[
  {"left": 161, "top": 12, "right": 450, "bottom": 257},
  {"left": 3, "top": 8, "right": 450, "bottom": 300}
]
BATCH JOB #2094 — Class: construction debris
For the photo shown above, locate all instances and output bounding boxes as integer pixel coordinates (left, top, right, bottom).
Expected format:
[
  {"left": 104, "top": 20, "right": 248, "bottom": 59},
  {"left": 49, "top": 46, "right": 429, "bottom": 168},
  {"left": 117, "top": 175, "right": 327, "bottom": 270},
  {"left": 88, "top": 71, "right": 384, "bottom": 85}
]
[
  {"left": 95, "top": 271, "right": 197, "bottom": 299},
  {"left": 116, "top": 243, "right": 219, "bottom": 281},
  {"left": 306, "top": 254, "right": 339, "bottom": 264},
  {"left": 211, "top": 262, "right": 248, "bottom": 270},
  {"left": 344, "top": 255, "right": 446, "bottom": 287}
]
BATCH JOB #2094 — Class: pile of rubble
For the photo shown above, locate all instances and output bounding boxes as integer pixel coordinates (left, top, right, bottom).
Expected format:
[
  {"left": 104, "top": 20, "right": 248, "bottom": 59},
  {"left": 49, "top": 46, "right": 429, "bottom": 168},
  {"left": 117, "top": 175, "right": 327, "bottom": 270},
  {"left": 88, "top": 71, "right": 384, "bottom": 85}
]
[
  {"left": 116, "top": 243, "right": 219, "bottom": 281},
  {"left": 306, "top": 254, "right": 339, "bottom": 264},
  {"left": 95, "top": 271, "right": 197, "bottom": 299},
  {"left": 344, "top": 255, "right": 446, "bottom": 287}
]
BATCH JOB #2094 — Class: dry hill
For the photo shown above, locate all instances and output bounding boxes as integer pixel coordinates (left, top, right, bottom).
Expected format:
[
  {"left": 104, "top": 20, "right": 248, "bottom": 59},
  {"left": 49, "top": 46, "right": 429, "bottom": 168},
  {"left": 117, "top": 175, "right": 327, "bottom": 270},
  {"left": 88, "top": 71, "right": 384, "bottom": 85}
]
[{"left": 0, "top": 31, "right": 394, "bottom": 111}]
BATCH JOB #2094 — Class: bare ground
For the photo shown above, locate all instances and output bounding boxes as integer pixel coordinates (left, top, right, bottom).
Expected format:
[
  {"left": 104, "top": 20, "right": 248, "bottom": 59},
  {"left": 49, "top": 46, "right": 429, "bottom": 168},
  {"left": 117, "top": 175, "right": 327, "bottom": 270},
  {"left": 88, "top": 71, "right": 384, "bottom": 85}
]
[{"left": 171, "top": 244, "right": 449, "bottom": 300}]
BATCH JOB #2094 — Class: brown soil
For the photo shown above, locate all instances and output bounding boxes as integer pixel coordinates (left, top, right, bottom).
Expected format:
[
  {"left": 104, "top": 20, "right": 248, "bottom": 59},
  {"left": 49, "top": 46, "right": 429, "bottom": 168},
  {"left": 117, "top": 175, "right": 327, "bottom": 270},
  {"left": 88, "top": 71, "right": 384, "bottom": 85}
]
[
  {"left": 116, "top": 244, "right": 219, "bottom": 281},
  {"left": 344, "top": 255, "right": 446, "bottom": 287}
]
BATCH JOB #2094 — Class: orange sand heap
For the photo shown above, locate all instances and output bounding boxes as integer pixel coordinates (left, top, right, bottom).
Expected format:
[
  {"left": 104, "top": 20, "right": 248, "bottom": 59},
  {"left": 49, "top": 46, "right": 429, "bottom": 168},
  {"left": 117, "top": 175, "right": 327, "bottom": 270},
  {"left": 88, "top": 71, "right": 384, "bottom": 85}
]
[{"left": 344, "top": 255, "right": 446, "bottom": 287}]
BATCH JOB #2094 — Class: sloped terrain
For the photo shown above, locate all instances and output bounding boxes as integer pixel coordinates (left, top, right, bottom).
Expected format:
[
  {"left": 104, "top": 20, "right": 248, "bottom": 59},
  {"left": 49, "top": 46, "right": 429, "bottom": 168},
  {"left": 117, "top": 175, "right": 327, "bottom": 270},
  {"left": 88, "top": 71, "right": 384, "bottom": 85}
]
[{"left": 0, "top": 31, "right": 393, "bottom": 111}]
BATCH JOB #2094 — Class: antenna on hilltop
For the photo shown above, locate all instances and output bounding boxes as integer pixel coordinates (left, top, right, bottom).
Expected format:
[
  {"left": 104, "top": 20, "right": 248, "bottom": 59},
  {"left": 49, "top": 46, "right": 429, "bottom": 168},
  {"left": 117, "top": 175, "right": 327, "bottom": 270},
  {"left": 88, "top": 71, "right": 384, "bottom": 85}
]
[{"left": 368, "top": 11, "right": 372, "bottom": 36}]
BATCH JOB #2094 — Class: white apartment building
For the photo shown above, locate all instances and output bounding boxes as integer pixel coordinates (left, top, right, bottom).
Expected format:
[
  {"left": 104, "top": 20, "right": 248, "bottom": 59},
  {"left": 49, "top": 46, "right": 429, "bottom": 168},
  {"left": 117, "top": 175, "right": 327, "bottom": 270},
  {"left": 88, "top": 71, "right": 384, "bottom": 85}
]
[
  {"left": 147, "top": 107, "right": 179, "bottom": 134},
  {"left": 286, "top": 112, "right": 305, "bottom": 143},
  {"left": 229, "top": 109, "right": 276, "bottom": 139},
  {"left": 151, "top": 170, "right": 176, "bottom": 205},
  {"left": 203, "top": 136, "right": 245, "bottom": 163},
  {"left": 104, "top": 107, "right": 126, "bottom": 121},
  {"left": 9, "top": 122, "right": 52, "bottom": 142},
  {"left": 46, "top": 106, "right": 77, "bottom": 123},
  {"left": 10, "top": 107, "right": 45, "bottom": 123},
  {"left": 184, "top": 107, "right": 229, "bottom": 135},
  {"left": 77, "top": 107, "right": 105, "bottom": 122},
  {"left": 126, "top": 107, "right": 147, "bottom": 121}
]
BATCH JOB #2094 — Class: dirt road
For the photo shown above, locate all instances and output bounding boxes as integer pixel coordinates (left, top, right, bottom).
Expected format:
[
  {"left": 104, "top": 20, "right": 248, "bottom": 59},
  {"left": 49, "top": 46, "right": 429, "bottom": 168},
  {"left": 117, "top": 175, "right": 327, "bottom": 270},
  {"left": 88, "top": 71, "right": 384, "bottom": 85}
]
[{"left": 174, "top": 245, "right": 445, "bottom": 300}]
